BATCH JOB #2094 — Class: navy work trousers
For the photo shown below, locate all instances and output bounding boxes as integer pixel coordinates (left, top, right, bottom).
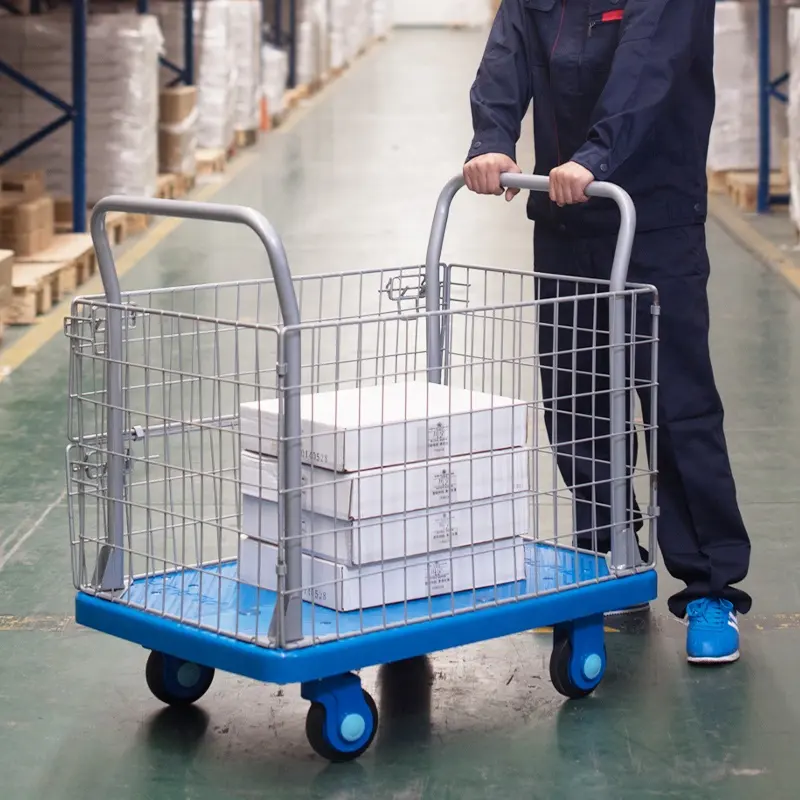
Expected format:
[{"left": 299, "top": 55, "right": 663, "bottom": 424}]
[{"left": 534, "top": 223, "right": 752, "bottom": 617}]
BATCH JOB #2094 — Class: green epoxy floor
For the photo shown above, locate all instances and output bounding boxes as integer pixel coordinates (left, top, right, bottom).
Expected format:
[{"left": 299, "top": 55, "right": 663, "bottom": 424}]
[{"left": 1, "top": 29, "right": 800, "bottom": 798}]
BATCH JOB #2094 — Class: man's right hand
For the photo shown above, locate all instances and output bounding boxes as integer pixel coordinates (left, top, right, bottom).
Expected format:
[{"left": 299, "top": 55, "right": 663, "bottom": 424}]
[{"left": 463, "top": 153, "right": 522, "bottom": 202}]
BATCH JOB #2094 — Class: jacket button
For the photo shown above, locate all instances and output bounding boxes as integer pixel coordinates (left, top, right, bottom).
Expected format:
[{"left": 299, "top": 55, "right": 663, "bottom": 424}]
[
  {"left": 694, "top": 203, "right": 702, "bottom": 212},
  {"left": 473, "top": 141, "right": 482, "bottom": 148},
  {"left": 559, "top": 224, "right": 566, "bottom": 232},
  {"left": 599, "top": 164, "right": 608, "bottom": 173}
]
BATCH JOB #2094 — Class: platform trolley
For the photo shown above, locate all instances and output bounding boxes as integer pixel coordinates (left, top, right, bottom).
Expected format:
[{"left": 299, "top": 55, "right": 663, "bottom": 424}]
[{"left": 65, "top": 174, "right": 659, "bottom": 762}]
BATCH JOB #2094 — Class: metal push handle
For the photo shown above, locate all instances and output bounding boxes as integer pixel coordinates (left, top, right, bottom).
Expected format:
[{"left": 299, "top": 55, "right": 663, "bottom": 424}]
[
  {"left": 424, "top": 174, "right": 639, "bottom": 572},
  {"left": 89, "top": 197, "right": 305, "bottom": 642}
]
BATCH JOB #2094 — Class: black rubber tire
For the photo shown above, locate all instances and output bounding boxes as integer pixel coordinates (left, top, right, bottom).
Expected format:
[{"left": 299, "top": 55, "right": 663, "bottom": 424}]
[
  {"left": 305, "top": 689, "right": 378, "bottom": 763},
  {"left": 549, "top": 638, "right": 603, "bottom": 700},
  {"left": 145, "top": 650, "right": 215, "bottom": 707}
]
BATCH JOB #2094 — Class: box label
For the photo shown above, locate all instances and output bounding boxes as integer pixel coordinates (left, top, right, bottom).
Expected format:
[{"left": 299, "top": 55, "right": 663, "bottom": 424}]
[
  {"left": 426, "top": 559, "right": 453, "bottom": 594},
  {"left": 430, "top": 513, "right": 456, "bottom": 549},
  {"left": 424, "top": 420, "right": 450, "bottom": 458},
  {"left": 430, "top": 470, "right": 456, "bottom": 505}
]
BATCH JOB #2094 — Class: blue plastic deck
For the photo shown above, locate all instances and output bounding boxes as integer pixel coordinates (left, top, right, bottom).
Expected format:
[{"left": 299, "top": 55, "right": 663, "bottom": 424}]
[{"left": 75, "top": 542, "right": 657, "bottom": 685}]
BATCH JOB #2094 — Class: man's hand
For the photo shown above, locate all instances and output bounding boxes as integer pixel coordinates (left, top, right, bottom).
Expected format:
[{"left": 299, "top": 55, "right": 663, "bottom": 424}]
[
  {"left": 549, "top": 162, "right": 594, "bottom": 206},
  {"left": 463, "top": 153, "right": 522, "bottom": 202}
]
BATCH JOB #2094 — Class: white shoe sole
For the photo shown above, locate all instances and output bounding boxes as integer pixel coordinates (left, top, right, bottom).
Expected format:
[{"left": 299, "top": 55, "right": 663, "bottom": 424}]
[
  {"left": 605, "top": 603, "right": 651, "bottom": 617},
  {"left": 687, "top": 650, "right": 740, "bottom": 665}
]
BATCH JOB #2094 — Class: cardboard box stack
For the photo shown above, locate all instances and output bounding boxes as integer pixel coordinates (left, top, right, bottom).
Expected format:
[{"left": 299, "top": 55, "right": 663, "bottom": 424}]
[
  {"left": 0, "top": 13, "right": 162, "bottom": 202},
  {"left": 159, "top": 86, "right": 198, "bottom": 178},
  {"left": 0, "top": 170, "right": 54, "bottom": 257},
  {"left": 0, "top": 248, "right": 13, "bottom": 337},
  {"left": 155, "top": 0, "right": 238, "bottom": 151},
  {"left": 237, "top": 381, "right": 531, "bottom": 612}
]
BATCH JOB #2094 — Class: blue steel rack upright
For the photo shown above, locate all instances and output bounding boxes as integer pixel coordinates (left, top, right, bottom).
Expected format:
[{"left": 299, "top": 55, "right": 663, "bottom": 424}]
[
  {"left": 758, "top": 0, "right": 789, "bottom": 213},
  {"left": 0, "top": 0, "right": 195, "bottom": 234}
]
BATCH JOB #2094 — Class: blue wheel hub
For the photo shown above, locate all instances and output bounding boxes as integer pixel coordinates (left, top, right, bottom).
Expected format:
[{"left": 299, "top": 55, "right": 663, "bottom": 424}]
[{"left": 582, "top": 653, "right": 603, "bottom": 681}]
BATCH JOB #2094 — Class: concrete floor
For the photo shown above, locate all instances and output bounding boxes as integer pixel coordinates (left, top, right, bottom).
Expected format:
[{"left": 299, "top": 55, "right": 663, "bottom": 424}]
[{"left": 1, "top": 28, "right": 800, "bottom": 799}]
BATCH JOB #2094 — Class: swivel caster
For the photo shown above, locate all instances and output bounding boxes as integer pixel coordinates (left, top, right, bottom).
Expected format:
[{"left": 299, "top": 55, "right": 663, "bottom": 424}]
[
  {"left": 549, "top": 617, "right": 606, "bottom": 699},
  {"left": 302, "top": 673, "right": 378, "bottom": 762},
  {"left": 145, "top": 650, "right": 215, "bottom": 706}
]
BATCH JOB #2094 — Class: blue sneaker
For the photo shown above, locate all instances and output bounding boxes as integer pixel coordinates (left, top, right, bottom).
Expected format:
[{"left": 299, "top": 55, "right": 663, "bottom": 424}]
[{"left": 686, "top": 598, "right": 740, "bottom": 665}]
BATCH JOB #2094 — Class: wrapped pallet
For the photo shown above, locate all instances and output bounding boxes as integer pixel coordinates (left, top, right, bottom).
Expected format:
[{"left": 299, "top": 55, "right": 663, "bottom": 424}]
[
  {"left": 0, "top": 13, "right": 162, "bottom": 201},
  {"left": 155, "top": 0, "right": 237, "bottom": 150},
  {"left": 392, "top": 0, "right": 490, "bottom": 27},
  {"left": 261, "top": 44, "right": 289, "bottom": 121},
  {"left": 789, "top": 9, "right": 800, "bottom": 231},
  {"left": 372, "top": 0, "right": 392, "bottom": 38},
  {"left": 297, "top": 0, "right": 329, "bottom": 86},
  {"left": 329, "top": 0, "right": 372, "bottom": 69},
  {"left": 229, "top": 0, "right": 262, "bottom": 134},
  {"left": 708, "top": 2, "right": 788, "bottom": 173}
]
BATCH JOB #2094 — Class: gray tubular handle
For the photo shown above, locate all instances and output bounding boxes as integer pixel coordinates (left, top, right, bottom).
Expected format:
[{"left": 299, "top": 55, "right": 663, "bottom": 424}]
[
  {"left": 90, "top": 197, "right": 304, "bottom": 643},
  {"left": 424, "top": 174, "right": 639, "bottom": 571}
]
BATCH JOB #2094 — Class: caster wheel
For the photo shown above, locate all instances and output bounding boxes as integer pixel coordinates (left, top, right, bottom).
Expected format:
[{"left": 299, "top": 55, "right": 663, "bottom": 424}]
[
  {"left": 550, "top": 638, "right": 605, "bottom": 699},
  {"left": 145, "top": 651, "right": 215, "bottom": 707},
  {"left": 305, "top": 689, "right": 378, "bottom": 763}
]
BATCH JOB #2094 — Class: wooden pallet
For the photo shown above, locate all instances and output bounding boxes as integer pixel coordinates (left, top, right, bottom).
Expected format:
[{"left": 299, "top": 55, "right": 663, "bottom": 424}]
[
  {"left": 156, "top": 173, "right": 178, "bottom": 200},
  {"left": 706, "top": 169, "right": 730, "bottom": 195},
  {"left": 8, "top": 262, "right": 65, "bottom": 325},
  {"left": 103, "top": 210, "right": 128, "bottom": 245},
  {"left": 174, "top": 173, "right": 196, "bottom": 198},
  {"left": 54, "top": 207, "right": 128, "bottom": 247},
  {"left": 234, "top": 128, "right": 259, "bottom": 149},
  {"left": 284, "top": 84, "right": 311, "bottom": 110},
  {"left": 726, "top": 170, "right": 790, "bottom": 213},
  {"left": 16, "top": 233, "right": 96, "bottom": 286},
  {"left": 196, "top": 148, "right": 227, "bottom": 176},
  {"left": 125, "top": 212, "right": 152, "bottom": 236}
]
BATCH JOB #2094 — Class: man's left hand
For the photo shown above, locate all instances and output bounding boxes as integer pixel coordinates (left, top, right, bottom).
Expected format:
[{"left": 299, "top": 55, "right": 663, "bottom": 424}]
[{"left": 549, "top": 162, "right": 594, "bottom": 206}]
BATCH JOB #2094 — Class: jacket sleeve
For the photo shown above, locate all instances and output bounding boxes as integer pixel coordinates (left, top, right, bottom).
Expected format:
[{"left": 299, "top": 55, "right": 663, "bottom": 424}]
[
  {"left": 570, "top": 0, "right": 701, "bottom": 179},
  {"left": 467, "top": 0, "right": 532, "bottom": 163}
]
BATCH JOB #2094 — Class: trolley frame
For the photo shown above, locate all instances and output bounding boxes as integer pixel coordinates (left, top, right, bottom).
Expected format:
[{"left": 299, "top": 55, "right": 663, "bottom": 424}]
[{"left": 70, "top": 173, "right": 658, "bottom": 761}]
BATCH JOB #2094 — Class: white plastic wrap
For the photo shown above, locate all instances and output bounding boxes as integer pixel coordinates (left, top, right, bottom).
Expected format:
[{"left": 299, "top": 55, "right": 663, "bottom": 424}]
[
  {"left": 392, "top": 0, "right": 490, "bottom": 27},
  {"left": 789, "top": 9, "right": 800, "bottom": 229},
  {"left": 0, "top": 13, "right": 162, "bottom": 201},
  {"left": 261, "top": 44, "right": 288, "bottom": 120},
  {"left": 297, "top": 0, "right": 328, "bottom": 86},
  {"left": 372, "top": 0, "right": 393, "bottom": 38},
  {"left": 708, "top": 2, "right": 788, "bottom": 172},
  {"left": 329, "top": 0, "right": 372, "bottom": 69},
  {"left": 155, "top": 0, "right": 237, "bottom": 150},
  {"left": 229, "top": 0, "right": 261, "bottom": 132}
]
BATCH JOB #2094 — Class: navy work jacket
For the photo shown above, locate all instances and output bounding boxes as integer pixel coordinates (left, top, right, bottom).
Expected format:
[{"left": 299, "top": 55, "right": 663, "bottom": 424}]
[{"left": 468, "top": 0, "right": 715, "bottom": 235}]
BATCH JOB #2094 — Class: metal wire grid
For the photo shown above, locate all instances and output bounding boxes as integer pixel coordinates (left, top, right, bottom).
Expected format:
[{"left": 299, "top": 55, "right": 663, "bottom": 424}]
[{"left": 65, "top": 263, "right": 658, "bottom": 648}]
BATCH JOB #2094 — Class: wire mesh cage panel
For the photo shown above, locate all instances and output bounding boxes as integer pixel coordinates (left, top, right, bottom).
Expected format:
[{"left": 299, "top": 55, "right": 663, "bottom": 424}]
[{"left": 66, "top": 262, "right": 658, "bottom": 649}]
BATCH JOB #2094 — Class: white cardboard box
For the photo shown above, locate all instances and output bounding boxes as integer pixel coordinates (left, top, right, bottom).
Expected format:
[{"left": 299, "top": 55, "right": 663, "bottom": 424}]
[
  {"left": 238, "top": 536, "right": 528, "bottom": 611},
  {"left": 240, "top": 447, "right": 531, "bottom": 520},
  {"left": 241, "top": 492, "right": 530, "bottom": 564},
  {"left": 239, "top": 381, "right": 528, "bottom": 472}
]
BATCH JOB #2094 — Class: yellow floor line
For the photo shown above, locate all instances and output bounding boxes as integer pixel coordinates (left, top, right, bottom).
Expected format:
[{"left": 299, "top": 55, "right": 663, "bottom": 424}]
[
  {"left": 0, "top": 152, "right": 255, "bottom": 384},
  {"left": 708, "top": 194, "right": 800, "bottom": 295}
]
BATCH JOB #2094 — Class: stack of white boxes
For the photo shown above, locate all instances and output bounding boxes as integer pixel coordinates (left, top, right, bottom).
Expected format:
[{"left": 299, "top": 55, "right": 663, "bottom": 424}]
[
  {"left": 0, "top": 13, "right": 162, "bottom": 200},
  {"left": 237, "top": 381, "right": 531, "bottom": 612},
  {"left": 229, "top": 0, "right": 262, "bottom": 134},
  {"left": 708, "top": 1, "right": 788, "bottom": 174}
]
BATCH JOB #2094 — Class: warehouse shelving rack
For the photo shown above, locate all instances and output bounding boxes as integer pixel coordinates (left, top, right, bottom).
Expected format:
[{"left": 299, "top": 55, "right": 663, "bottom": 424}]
[{"left": 0, "top": 0, "right": 196, "bottom": 234}]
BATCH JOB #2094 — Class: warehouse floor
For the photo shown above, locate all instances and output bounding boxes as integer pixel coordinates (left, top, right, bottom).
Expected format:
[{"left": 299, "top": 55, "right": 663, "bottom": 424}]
[{"left": 1, "top": 29, "right": 800, "bottom": 799}]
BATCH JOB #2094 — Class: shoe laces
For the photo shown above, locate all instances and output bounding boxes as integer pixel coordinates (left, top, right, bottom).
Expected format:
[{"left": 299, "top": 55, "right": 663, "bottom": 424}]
[{"left": 687, "top": 598, "right": 732, "bottom": 629}]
